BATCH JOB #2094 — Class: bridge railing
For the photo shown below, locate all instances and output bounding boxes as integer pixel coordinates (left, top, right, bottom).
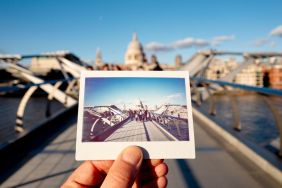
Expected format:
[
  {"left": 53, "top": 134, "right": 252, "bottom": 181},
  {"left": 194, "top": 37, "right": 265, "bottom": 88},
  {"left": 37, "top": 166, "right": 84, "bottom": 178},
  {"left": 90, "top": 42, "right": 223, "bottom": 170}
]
[
  {"left": 190, "top": 76, "right": 282, "bottom": 157},
  {"left": 0, "top": 78, "right": 79, "bottom": 133}
]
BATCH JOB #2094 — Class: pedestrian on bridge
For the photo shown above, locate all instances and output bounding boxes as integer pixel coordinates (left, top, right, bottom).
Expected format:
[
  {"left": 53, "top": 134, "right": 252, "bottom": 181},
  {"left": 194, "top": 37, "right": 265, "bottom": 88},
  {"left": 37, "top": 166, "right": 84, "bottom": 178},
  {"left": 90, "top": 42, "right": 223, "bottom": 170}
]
[
  {"left": 144, "top": 109, "right": 148, "bottom": 122},
  {"left": 128, "top": 109, "right": 134, "bottom": 121}
]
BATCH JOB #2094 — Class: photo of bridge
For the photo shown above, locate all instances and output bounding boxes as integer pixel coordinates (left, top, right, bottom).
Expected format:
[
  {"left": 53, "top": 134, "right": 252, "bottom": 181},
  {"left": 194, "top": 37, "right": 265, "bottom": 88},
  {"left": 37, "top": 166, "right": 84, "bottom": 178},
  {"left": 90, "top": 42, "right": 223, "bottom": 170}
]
[{"left": 82, "top": 77, "right": 189, "bottom": 142}]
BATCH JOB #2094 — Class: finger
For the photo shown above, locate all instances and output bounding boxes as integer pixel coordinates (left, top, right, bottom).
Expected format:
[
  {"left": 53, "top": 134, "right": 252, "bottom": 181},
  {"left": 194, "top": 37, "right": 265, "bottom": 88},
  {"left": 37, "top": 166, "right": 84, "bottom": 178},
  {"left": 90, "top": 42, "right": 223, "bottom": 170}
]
[
  {"left": 101, "top": 146, "right": 143, "bottom": 188},
  {"left": 134, "top": 159, "right": 166, "bottom": 187},
  {"left": 142, "top": 176, "right": 167, "bottom": 188},
  {"left": 62, "top": 161, "right": 105, "bottom": 187},
  {"left": 139, "top": 163, "right": 168, "bottom": 182},
  {"left": 91, "top": 160, "right": 114, "bottom": 174},
  {"left": 141, "top": 159, "right": 164, "bottom": 169}
]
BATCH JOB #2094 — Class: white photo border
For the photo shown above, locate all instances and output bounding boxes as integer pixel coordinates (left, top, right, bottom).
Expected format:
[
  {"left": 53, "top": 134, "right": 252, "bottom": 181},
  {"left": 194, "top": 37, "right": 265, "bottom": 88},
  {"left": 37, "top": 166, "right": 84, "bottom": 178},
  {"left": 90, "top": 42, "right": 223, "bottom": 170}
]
[{"left": 76, "top": 71, "right": 195, "bottom": 160}]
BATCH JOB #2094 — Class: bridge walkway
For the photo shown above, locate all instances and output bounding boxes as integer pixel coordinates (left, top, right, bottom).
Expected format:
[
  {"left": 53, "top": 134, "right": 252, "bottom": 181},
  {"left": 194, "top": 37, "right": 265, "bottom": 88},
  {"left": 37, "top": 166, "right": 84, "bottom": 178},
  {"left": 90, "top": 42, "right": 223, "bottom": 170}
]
[
  {"left": 105, "top": 120, "right": 171, "bottom": 142},
  {"left": 0, "top": 118, "right": 280, "bottom": 188}
]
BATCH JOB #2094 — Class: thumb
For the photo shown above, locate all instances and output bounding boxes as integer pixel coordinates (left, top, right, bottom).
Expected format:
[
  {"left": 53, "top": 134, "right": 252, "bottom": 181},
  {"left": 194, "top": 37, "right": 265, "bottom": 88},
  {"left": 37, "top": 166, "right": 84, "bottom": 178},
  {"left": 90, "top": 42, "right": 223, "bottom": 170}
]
[{"left": 101, "top": 146, "right": 143, "bottom": 188}]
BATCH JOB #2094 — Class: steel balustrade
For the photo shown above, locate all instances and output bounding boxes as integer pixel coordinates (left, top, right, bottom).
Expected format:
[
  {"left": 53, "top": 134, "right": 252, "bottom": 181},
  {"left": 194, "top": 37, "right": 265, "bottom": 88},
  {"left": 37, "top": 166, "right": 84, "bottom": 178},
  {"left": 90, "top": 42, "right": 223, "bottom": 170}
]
[
  {"left": 190, "top": 76, "right": 282, "bottom": 156},
  {"left": 0, "top": 78, "right": 79, "bottom": 133}
]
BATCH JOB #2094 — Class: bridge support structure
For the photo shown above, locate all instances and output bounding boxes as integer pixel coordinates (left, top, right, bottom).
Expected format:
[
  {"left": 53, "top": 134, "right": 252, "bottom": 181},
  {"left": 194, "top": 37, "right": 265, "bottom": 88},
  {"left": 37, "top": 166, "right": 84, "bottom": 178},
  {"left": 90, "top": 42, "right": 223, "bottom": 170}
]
[
  {"left": 15, "top": 86, "right": 38, "bottom": 133},
  {"left": 263, "top": 96, "right": 282, "bottom": 157},
  {"left": 0, "top": 53, "right": 85, "bottom": 133}
]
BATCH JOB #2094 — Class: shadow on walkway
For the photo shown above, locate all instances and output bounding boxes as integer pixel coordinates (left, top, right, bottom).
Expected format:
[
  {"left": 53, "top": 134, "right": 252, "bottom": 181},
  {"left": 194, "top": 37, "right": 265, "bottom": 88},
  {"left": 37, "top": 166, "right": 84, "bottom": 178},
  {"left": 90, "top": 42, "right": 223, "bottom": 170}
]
[
  {"left": 176, "top": 159, "right": 201, "bottom": 188},
  {"left": 8, "top": 168, "right": 75, "bottom": 187}
]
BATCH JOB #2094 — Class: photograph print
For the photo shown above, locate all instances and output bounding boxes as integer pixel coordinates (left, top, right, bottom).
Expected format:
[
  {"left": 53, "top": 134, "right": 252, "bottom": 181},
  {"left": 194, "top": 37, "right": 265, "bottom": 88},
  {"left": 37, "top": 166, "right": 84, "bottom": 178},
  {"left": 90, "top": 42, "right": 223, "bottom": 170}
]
[{"left": 82, "top": 76, "right": 190, "bottom": 142}]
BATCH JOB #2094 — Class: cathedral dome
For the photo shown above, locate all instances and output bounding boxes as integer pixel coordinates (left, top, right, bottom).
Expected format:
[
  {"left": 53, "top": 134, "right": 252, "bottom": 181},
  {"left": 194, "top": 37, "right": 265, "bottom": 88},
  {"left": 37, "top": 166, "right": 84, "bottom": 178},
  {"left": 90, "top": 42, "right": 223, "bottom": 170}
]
[
  {"left": 128, "top": 33, "right": 143, "bottom": 51},
  {"left": 125, "top": 33, "right": 146, "bottom": 65}
]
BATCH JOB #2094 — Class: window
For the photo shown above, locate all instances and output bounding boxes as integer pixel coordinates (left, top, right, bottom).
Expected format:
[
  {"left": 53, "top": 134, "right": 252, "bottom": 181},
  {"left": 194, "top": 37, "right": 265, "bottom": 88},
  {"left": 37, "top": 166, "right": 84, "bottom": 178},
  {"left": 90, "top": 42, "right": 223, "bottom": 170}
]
[{"left": 135, "top": 54, "right": 138, "bottom": 60}]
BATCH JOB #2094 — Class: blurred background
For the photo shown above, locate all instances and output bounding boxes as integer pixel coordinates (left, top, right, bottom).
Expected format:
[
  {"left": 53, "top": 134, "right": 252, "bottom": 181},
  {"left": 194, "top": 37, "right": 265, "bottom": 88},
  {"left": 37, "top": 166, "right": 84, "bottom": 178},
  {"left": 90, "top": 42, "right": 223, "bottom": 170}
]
[{"left": 0, "top": 0, "right": 282, "bottom": 187}]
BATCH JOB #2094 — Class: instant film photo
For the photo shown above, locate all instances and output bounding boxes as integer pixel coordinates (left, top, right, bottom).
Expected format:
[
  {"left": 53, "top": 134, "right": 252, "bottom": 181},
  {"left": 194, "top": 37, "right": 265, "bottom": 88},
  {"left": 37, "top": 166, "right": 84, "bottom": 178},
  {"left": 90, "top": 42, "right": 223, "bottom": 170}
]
[{"left": 76, "top": 71, "right": 195, "bottom": 160}]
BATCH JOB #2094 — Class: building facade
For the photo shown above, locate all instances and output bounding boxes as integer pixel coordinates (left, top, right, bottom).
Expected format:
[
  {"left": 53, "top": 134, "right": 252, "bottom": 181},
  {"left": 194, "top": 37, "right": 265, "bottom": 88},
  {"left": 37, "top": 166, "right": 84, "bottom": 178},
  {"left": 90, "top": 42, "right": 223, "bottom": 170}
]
[
  {"left": 95, "top": 33, "right": 175, "bottom": 71},
  {"left": 269, "top": 64, "right": 282, "bottom": 89},
  {"left": 205, "top": 58, "right": 237, "bottom": 80},
  {"left": 235, "top": 64, "right": 264, "bottom": 87},
  {"left": 124, "top": 33, "right": 146, "bottom": 65}
]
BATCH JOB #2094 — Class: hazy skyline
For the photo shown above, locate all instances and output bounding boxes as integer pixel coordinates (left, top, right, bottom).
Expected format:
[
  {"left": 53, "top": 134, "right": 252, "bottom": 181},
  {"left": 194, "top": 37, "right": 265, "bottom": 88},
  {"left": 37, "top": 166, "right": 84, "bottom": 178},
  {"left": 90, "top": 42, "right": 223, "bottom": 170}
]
[
  {"left": 84, "top": 77, "right": 187, "bottom": 109},
  {"left": 0, "top": 0, "right": 282, "bottom": 64}
]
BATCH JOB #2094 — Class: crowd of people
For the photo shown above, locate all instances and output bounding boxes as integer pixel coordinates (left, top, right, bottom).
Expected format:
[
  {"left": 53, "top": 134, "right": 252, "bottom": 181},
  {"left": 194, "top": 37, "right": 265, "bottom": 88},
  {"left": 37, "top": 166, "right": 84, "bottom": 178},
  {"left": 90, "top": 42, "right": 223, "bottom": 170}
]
[
  {"left": 128, "top": 109, "right": 152, "bottom": 122},
  {"left": 126, "top": 109, "right": 184, "bottom": 139},
  {"left": 97, "top": 107, "right": 183, "bottom": 128},
  {"left": 127, "top": 109, "right": 177, "bottom": 126}
]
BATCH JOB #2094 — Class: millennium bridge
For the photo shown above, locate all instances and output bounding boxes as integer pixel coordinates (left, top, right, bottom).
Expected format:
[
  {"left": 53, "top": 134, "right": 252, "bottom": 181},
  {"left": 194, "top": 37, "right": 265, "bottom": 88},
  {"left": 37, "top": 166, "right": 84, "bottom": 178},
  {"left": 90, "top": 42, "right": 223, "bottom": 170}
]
[{"left": 0, "top": 51, "right": 282, "bottom": 187}]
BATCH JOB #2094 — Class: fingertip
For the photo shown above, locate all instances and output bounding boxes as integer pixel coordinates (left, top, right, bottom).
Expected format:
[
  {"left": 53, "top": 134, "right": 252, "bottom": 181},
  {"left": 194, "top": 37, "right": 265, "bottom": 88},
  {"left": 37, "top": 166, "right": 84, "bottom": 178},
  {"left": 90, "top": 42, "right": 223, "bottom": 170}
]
[
  {"left": 157, "top": 176, "right": 168, "bottom": 188},
  {"left": 150, "top": 159, "right": 164, "bottom": 166},
  {"left": 122, "top": 146, "right": 143, "bottom": 166},
  {"left": 138, "top": 162, "right": 169, "bottom": 183},
  {"left": 142, "top": 176, "right": 167, "bottom": 188},
  {"left": 142, "top": 159, "right": 164, "bottom": 169},
  {"left": 155, "top": 163, "right": 169, "bottom": 177},
  {"left": 101, "top": 146, "right": 143, "bottom": 188}
]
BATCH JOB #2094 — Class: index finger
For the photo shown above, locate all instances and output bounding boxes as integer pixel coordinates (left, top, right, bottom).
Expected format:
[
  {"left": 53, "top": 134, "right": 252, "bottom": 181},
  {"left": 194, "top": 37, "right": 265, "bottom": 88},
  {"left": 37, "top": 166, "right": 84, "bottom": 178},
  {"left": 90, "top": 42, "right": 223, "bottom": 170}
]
[
  {"left": 62, "top": 161, "right": 108, "bottom": 187},
  {"left": 141, "top": 159, "right": 164, "bottom": 169}
]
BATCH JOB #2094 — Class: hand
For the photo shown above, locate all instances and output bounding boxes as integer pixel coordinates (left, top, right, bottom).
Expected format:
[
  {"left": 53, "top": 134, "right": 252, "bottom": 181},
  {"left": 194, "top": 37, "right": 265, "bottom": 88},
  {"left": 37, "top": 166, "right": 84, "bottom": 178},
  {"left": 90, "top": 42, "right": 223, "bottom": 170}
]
[{"left": 62, "top": 146, "right": 168, "bottom": 188}]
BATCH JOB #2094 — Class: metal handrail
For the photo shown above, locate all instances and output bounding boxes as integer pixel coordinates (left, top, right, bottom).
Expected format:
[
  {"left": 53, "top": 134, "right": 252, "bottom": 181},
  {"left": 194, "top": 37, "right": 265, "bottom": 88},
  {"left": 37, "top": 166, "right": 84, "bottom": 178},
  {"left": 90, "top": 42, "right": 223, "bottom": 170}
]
[
  {"left": 191, "top": 77, "right": 282, "bottom": 96},
  {"left": 0, "top": 78, "right": 79, "bottom": 133},
  {"left": 191, "top": 76, "right": 282, "bottom": 157},
  {"left": 0, "top": 78, "right": 77, "bottom": 93}
]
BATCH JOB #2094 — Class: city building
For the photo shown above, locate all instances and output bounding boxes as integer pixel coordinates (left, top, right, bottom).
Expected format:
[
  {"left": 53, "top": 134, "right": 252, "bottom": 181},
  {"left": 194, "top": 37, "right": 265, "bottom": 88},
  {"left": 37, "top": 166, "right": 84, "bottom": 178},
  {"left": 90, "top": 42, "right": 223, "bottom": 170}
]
[
  {"left": 269, "top": 63, "right": 282, "bottom": 89},
  {"left": 124, "top": 33, "right": 146, "bottom": 66},
  {"left": 23, "top": 33, "right": 173, "bottom": 72},
  {"left": 95, "top": 33, "right": 175, "bottom": 71},
  {"left": 205, "top": 58, "right": 237, "bottom": 80},
  {"left": 235, "top": 64, "right": 264, "bottom": 87},
  {"left": 29, "top": 51, "right": 86, "bottom": 77},
  {"left": 175, "top": 55, "right": 183, "bottom": 68},
  {"left": 95, "top": 48, "right": 103, "bottom": 67},
  {"left": 30, "top": 57, "right": 60, "bottom": 75}
]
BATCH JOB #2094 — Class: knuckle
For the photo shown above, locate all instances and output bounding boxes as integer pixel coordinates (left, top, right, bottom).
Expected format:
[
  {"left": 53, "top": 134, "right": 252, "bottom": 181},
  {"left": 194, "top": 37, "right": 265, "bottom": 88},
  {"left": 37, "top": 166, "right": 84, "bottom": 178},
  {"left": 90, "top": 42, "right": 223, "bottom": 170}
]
[{"left": 109, "top": 170, "right": 132, "bottom": 185}]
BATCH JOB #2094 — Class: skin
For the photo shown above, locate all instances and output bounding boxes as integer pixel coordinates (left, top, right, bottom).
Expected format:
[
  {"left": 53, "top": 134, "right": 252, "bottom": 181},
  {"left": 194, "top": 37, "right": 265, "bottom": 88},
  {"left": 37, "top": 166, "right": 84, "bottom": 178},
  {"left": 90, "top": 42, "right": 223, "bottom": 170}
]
[{"left": 62, "top": 146, "right": 168, "bottom": 188}]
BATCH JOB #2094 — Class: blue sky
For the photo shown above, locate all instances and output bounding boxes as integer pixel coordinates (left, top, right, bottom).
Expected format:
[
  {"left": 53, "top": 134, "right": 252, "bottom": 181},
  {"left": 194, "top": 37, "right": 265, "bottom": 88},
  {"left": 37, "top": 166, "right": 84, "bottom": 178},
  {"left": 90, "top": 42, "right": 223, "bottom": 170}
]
[
  {"left": 0, "top": 0, "right": 282, "bottom": 64},
  {"left": 84, "top": 77, "right": 187, "bottom": 108}
]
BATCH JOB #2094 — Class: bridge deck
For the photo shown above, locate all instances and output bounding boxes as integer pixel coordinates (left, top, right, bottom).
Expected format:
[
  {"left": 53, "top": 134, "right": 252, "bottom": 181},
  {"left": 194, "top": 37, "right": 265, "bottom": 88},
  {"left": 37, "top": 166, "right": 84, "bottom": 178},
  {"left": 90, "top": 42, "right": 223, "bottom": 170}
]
[
  {"left": 0, "top": 119, "right": 280, "bottom": 188},
  {"left": 105, "top": 120, "right": 171, "bottom": 142}
]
